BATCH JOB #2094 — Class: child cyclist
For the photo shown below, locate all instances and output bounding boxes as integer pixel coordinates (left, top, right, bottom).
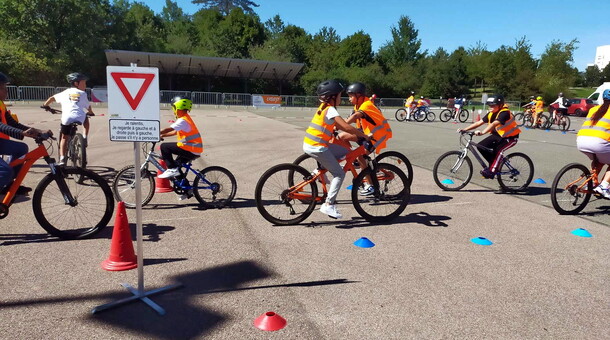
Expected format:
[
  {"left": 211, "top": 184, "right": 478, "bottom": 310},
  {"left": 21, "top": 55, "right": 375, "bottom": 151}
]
[
  {"left": 304, "top": 80, "right": 371, "bottom": 219},
  {"left": 42, "top": 72, "right": 94, "bottom": 165},
  {"left": 458, "top": 94, "right": 521, "bottom": 179}
]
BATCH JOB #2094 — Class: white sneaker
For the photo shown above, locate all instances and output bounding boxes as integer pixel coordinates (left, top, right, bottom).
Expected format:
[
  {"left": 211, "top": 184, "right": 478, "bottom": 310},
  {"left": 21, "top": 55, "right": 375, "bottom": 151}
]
[
  {"left": 319, "top": 203, "right": 343, "bottom": 219},
  {"left": 158, "top": 168, "right": 180, "bottom": 179},
  {"left": 593, "top": 186, "right": 610, "bottom": 199},
  {"left": 359, "top": 184, "right": 375, "bottom": 196}
]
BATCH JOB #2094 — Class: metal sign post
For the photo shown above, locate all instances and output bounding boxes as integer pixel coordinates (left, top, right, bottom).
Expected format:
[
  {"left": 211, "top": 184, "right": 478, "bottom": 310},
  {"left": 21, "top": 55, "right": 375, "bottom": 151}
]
[{"left": 93, "top": 64, "right": 182, "bottom": 315}]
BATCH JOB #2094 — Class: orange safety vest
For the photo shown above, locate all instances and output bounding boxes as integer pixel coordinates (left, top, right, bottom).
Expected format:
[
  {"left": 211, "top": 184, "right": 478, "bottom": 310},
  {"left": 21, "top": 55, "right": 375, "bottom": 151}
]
[
  {"left": 535, "top": 100, "right": 544, "bottom": 113},
  {"left": 487, "top": 108, "right": 521, "bottom": 137},
  {"left": 304, "top": 103, "right": 336, "bottom": 148},
  {"left": 416, "top": 99, "right": 427, "bottom": 107},
  {"left": 405, "top": 95, "right": 414, "bottom": 107},
  {"left": 0, "top": 101, "right": 9, "bottom": 140},
  {"left": 176, "top": 113, "right": 203, "bottom": 154},
  {"left": 355, "top": 98, "right": 392, "bottom": 152},
  {"left": 577, "top": 105, "right": 610, "bottom": 142}
]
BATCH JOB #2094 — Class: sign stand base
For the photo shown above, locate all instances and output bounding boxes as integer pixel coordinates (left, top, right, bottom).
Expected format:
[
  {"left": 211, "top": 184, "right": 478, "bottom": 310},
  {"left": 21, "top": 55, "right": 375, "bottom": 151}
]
[{"left": 92, "top": 282, "right": 182, "bottom": 315}]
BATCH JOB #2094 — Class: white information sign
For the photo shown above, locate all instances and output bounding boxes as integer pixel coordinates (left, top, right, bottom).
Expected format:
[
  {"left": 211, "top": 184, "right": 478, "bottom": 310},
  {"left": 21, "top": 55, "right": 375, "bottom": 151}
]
[{"left": 109, "top": 120, "right": 160, "bottom": 142}]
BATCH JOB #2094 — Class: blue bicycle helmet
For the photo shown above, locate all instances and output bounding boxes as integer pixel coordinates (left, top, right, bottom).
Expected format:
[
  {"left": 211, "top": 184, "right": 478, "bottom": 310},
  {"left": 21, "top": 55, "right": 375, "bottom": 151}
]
[{"left": 603, "top": 89, "right": 610, "bottom": 101}]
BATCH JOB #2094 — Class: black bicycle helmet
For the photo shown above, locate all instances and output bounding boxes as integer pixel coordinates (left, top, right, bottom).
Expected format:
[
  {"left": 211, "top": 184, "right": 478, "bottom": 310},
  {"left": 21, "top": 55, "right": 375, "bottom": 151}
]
[
  {"left": 0, "top": 72, "right": 9, "bottom": 84},
  {"left": 316, "top": 80, "right": 344, "bottom": 100},
  {"left": 66, "top": 72, "right": 88, "bottom": 84},
  {"left": 486, "top": 94, "right": 505, "bottom": 106},
  {"left": 346, "top": 82, "right": 366, "bottom": 96}
]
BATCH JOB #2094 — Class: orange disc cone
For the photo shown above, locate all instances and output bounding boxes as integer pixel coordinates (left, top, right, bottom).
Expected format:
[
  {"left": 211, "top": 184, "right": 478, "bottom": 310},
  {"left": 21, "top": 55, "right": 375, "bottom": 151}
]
[
  {"left": 155, "top": 159, "right": 174, "bottom": 193},
  {"left": 253, "top": 311, "right": 287, "bottom": 331},
  {"left": 101, "top": 201, "right": 137, "bottom": 271}
]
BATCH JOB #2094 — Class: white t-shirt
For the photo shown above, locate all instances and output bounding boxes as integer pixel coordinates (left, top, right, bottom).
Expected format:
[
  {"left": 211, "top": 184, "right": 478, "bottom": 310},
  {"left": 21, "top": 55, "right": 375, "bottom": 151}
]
[
  {"left": 303, "top": 106, "right": 340, "bottom": 153},
  {"left": 54, "top": 88, "right": 90, "bottom": 125},
  {"left": 170, "top": 118, "right": 191, "bottom": 133}
]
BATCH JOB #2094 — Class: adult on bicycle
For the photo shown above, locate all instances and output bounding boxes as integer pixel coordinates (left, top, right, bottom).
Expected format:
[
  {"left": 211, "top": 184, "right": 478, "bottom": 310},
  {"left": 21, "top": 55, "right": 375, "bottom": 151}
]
[
  {"left": 405, "top": 91, "right": 415, "bottom": 121},
  {"left": 0, "top": 72, "right": 52, "bottom": 195},
  {"left": 42, "top": 72, "right": 94, "bottom": 165},
  {"left": 458, "top": 94, "right": 521, "bottom": 179},
  {"left": 158, "top": 96, "right": 203, "bottom": 181},
  {"left": 550, "top": 92, "right": 568, "bottom": 122},
  {"left": 341, "top": 82, "right": 393, "bottom": 195},
  {"left": 576, "top": 89, "right": 610, "bottom": 199},
  {"left": 454, "top": 95, "right": 465, "bottom": 122},
  {"left": 304, "top": 80, "right": 371, "bottom": 219}
]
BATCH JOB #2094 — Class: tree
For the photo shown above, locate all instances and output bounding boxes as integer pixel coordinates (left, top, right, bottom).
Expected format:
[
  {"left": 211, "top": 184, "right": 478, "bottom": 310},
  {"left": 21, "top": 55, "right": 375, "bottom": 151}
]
[
  {"left": 536, "top": 39, "right": 579, "bottom": 99},
  {"left": 191, "top": 0, "right": 259, "bottom": 15},
  {"left": 162, "top": 0, "right": 198, "bottom": 54},
  {"left": 420, "top": 48, "right": 452, "bottom": 97},
  {"left": 337, "top": 31, "right": 373, "bottom": 68},
  {"left": 601, "top": 63, "right": 610, "bottom": 84},
  {"left": 377, "top": 15, "right": 425, "bottom": 70}
]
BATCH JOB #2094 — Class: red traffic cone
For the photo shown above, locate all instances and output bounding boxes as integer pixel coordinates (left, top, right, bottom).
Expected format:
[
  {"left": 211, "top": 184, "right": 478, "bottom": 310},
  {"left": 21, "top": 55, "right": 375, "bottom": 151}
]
[
  {"left": 155, "top": 159, "right": 174, "bottom": 193},
  {"left": 101, "top": 201, "right": 137, "bottom": 271},
  {"left": 253, "top": 311, "right": 287, "bottom": 331}
]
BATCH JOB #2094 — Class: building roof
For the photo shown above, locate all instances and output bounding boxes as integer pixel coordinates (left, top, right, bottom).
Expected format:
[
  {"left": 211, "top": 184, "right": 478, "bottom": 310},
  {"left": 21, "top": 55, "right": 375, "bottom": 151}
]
[{"left": 105, "top": 50, "right": 304, "bottom": 81}]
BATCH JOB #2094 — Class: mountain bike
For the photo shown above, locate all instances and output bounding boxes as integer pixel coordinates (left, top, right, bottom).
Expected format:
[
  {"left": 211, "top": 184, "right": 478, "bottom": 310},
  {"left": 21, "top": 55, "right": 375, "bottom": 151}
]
[
  {"left": 412, "top": 106, "right": 435, "bottom": 122},
  {"left": 542, "top": 112, "right": 570, "bottom": 131},
  {"left": 254, "top": 140, "right": 410, "bottom": 225},
  {"left": 550, "top": 160, "right": 607, "bottom": 214},
  {"left": 522, "top": 111, "right": 549, "bottom": 129},
  {"left": 111, "top": 142, "right": 237, "bottom": 209},
  {"left": 439, "top": 107, "right": 469, "bottom": 122},
  {"left": 395, "top": 107, "right": 412, "bottom": 122},
  {"left": 432, "top": 132, "right": 534, "bottom": 192},
  {"left": 41, "top": 105, "right": 89, "bottom": 183},
  {"left": 0, "top": 133, "right": 114, "bottom": 240}
]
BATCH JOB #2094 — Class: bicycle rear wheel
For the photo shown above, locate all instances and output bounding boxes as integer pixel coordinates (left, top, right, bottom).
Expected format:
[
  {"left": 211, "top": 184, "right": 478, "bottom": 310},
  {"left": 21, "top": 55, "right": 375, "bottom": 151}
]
[
  {"left": 255, "top": 163, "right": 318, "bottom": 225},
  {"left": 111, "top": 165, "right": 156, "bottom": 208},
  {"left": 496, "top": 152, "right": 534, "bottom": 192},
  {"left": 433, "top": 151, "right": 473, "bottom": 191},
  {"left": 550, "top": 163, "right": 592, "bottom": 215},
  {"left": 375, "top": 150, "right": 413, "bottom": 187},
  {"left": 70, "top": 133, "right": 87, "bottom": 183},
  {"left": 32, "top": 167, "right": 114, "bottom": 240},
  {"left": 458, "top": 109, "right": 469, "bottom": 122},
  {"left": 439, "top": 109, "right": 452, "bottom": 122},
  {"left": 293, "top": 153, "right": 319, "bottom": 174},
  {"left": 351, "top": 163, "right": 410, "bottom": 222},
  {"left": 395, "top": 108, "right": 407, "bottom": 122},
  {"left": 193, "top": 166, "right": 237, "bottom": 208}
]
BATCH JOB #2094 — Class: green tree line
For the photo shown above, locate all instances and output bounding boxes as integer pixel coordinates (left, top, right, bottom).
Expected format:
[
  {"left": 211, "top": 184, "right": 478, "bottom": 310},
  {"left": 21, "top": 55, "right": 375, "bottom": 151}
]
[{"left": 0, "top": 0, "right": 607, "bottom": 102}]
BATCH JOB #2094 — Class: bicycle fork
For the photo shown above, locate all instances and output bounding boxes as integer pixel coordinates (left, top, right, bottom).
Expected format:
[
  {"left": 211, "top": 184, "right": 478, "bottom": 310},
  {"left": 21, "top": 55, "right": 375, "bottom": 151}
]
[{"left": 49, "top": 162, "right": 77, "bottom": 206}]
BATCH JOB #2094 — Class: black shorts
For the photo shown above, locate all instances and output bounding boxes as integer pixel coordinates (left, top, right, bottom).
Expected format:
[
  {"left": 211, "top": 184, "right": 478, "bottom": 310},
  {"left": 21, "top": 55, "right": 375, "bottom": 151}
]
[{"left": 60, "top": 124, "right": 78, "bottom": 136}]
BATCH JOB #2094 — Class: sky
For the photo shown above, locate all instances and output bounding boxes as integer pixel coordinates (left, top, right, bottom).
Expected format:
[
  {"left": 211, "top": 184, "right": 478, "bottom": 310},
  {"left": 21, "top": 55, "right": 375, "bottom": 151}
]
[{"left": 141, "top": 0, "right": 610, "bottom": 71}]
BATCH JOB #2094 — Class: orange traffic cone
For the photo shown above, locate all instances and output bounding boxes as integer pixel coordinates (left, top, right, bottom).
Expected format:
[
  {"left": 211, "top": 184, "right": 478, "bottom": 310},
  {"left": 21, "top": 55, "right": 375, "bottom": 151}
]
[
  {"left": 101, "top": 201, "right": 138, "bottom": 271},
  {"left": 155, "top": 159, "right": 174, "bottom": 193}
]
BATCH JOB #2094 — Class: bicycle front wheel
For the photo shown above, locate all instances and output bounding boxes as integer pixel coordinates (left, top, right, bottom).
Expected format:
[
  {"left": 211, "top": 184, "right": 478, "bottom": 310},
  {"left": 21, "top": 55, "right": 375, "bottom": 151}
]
[
  {"left": 559, "top": 116, "right": 571, "bottom": 132},
  {"left": 458, "top": 109, "right": 469, "bottom": 122},
  {"left": 426, "top": 111, "right": 436, "bottom": 122},
  {"left": 513, "top": 112, "right": 525, "bottom": 126},
  {"left": 496, "top": 152, "right": 534, "bottom": 192},
  {"left": 193, "top": 166, "right": 237, "bottom": 208},
  {"left": 550, "top": 163, "right": 592, "bottom": 215},
  {"left": 439, "top": 109, "right": 452, "bottom": 122},
  {"left": 70, "top": 133, "right": 87, "bottom": 183},
  {"left": 432, "top": 151, "right": 473, "bottom": 191},
  {"left": 414, "top": 109, "right": 426, "bottom": 122},
  {"left": 523, "top": 114, "right": 534, "bottom": 128},
  {"left": 32, "top": 167, "right": 114, "bottom": 240},
  {"left": 112, "top": 165, "right": 156, "bottom": 208},
  {"left": 352, "top": 163, "right": 410, "bottom": 222},
  {"left": 255, "top": 163, "right": 318, "bottom": 225},
  {"left": 375, "top": 150, "right": 414, "bottom": 187},
  {"left": 395, "top": 108, "right": 407, "bottom": 122}
]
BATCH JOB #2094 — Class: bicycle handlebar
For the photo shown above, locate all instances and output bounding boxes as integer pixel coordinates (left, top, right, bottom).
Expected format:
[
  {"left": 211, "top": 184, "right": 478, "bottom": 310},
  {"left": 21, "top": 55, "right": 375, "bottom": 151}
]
[{"left": 41, "top": 105, "right": 61, "bottom": 115}]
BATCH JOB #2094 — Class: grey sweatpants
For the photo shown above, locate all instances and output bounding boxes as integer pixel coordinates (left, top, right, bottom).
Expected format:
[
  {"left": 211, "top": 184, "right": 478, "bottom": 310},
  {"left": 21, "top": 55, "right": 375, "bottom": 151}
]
[{"left": 305, "top": 144, "right": 349, "bottom": 205}]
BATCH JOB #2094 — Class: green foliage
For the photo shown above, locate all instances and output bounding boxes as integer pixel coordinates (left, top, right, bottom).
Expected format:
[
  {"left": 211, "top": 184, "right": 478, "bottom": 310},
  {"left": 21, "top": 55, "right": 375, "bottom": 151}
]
[
  {"left": 191, "top": 0, "right": 259, "bottom": 15},
  {"left": 536, "top": 39, "right": 579, "bottom": 100},
  {"left": 377, "top": 16, "right": 425, "bottom": 70}
]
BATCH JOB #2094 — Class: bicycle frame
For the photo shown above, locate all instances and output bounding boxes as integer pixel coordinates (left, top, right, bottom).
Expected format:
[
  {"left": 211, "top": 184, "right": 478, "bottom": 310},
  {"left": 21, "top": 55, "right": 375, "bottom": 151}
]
[
  {"left": 456, "top": 133, "right": 517, "bottom": 176},
  {"left": 563, "top": 167, "right": 599, "bottom": 195}
]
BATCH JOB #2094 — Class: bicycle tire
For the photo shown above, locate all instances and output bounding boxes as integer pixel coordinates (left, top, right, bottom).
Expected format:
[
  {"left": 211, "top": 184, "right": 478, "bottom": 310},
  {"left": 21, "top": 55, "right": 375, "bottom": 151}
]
[
  {"left": 375, "top": 150, "right": 414, "bottom": 187},
  {"left": 458, "top": 109, "right": 469, "bottom": 123},
  {"left": 395, "top": 108, "right": 407, "bottom": 122},
  {"left": 32, "top": 167, "right": 114, "bottom": 240},
  {"left": 550, "top": 163, "right": 592, "bottom": 215},
  {"left": 513, "top": 112, "right": 526, "bottom": 127},
  {"left": 255, "top": 163, "right": 318, "bottom": 225},
  {"left": 432, "top": 151, "right": 473, "bottom": 191},
  {"left": 112, "top": 165, "right": 156, "bottom": 208},
  {"left": 293, "top": 153, "right": 319, "bottom": 175},
  {"left": 496, "top": 152, "right": 534, "bottom": 192},
  {"left": 71, "top": 133, "right": 87, "bottom": 183},
  {"left": 439, "top": 109, "right": 452, "bottom": 122},
  {"left": 414, "top": 108, "right": 426, "bottom": 122},
  {"left": 537, "top": 114, "right": 549, "bottom": 129},
  {"left": 193, "top": 166, "right": 237, "bottom": 208},
  {"left": 426, "top": 110, "right": 436, "bottom": 122},
  {"left": 559, "top": 115, "right": 571, "bottom": 132},
  {"left": 351, "top": 163, "right": 410, "bottom": 222}
]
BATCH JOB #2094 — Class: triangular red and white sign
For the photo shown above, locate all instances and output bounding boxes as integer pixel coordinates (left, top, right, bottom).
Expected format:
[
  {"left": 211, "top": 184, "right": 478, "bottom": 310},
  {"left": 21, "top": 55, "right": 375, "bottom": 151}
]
[{"left": 110, "top": 72, "right": 155, "bottom": 110}]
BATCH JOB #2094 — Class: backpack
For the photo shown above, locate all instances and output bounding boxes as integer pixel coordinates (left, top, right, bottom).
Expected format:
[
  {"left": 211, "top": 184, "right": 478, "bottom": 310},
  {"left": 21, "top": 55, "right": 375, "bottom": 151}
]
[{"left": 562, "top": 98, "right": 571, "bottom": 107}]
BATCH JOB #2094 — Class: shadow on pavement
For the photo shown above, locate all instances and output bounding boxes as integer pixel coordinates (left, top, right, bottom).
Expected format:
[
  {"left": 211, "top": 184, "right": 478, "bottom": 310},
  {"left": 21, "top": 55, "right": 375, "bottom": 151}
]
[{"left": 409, "top": 193, "right": 452, "bottom": 205}]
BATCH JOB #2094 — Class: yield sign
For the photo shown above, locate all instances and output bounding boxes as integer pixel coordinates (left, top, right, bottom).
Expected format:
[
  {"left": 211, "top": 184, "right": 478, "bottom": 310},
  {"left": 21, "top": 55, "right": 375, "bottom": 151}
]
[{"left": 110, "top": 72, "right": 155, "bottom": 110}]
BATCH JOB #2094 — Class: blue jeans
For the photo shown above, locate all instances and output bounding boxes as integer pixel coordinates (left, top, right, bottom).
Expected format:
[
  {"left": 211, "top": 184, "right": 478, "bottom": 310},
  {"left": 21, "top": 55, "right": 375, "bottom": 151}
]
[{"left": 0, "top": 139, "right": 29, "bottom": 190}]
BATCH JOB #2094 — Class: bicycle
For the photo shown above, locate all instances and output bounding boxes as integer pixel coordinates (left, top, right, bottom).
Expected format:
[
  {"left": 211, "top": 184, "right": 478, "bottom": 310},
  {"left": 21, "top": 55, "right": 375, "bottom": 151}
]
[
  {"left": 550, "top": 160, "right": 607, "bottom": 214},
  {"left": 412, "top": 106, "right": 436, "bottom": 122},
  {"left": 111, "top": 142, "right": 237, "bottom": 209},
  {"left": 522, "top": 110, "right": 549, "bottom": 129},
  {"left": 433, "top": 132, "right": 534, "bottom": 192},
  {"left": 439, "top": 107, "right": 469, "bottom": 122},
  {"left": 543, "top": 111, "right": 571, "bottom": 131},
  {"left": 0, "top": 133, "right": 114, "bottom": 240},
  {"left": 41, "top": 105, "right": 88, "bottom": 183},
  {"left": 254, "top": 140, "right": 411, "bottom": 225},
  {"left": 395, "top": 106, "right": 412, "bottom": 122}
]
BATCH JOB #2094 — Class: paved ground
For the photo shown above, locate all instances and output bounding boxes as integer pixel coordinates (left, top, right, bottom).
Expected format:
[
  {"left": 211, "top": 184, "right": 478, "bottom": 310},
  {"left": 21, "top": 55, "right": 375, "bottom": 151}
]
[{"left": 0, "top": 104, "right": 608, "bottom": 339}]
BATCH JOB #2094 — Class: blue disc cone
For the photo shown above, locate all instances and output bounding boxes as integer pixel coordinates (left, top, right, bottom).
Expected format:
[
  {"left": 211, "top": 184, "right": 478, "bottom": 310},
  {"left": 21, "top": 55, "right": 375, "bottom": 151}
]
[
  {"left": 346, "top": 185, "right": 353, "bottom": 190},
  {"left": 353, "top": 237, "right": 375, "bottom": 248},
  {"left": 533, "top": 178, "right": 546, "bottom": 184},
  {"left": 471, "top": 236, "right": 493, "bottom": 246},
  {"left": 441, "top": 179, "right": 455, "bottom": 185},
  {"left": 571, "top": 228, "right": 592, "bottom": 238},
  {"left": 561, "top": 131, "right": 567, "bottom": 134}
]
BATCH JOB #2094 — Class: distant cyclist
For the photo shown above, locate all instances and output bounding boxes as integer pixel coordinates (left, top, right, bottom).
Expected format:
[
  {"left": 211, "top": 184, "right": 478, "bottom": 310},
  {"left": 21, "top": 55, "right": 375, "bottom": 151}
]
[
  {"left": 550, "top": 92, "right": 569, "bottom": 121},
  {"left": 576, "top": 89, "right": 610, "bottom": 199},
  {"left": 454, "top": 95, "right": 465, "bottom": 121},
  {"left": 43, "top": 72, "right": 94, "bottom": 165},
  {"left": 458, "top": 94, "right": 521, "bottom": 179},
  {"left": 533, "top": 96, "right": 544, "bottom": 128},
  {"left": 405, "top": 91, "right": 415, "bottom": 121},
  {"left": 0, "top": 72, "right": 52, "bottom": 195}
]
